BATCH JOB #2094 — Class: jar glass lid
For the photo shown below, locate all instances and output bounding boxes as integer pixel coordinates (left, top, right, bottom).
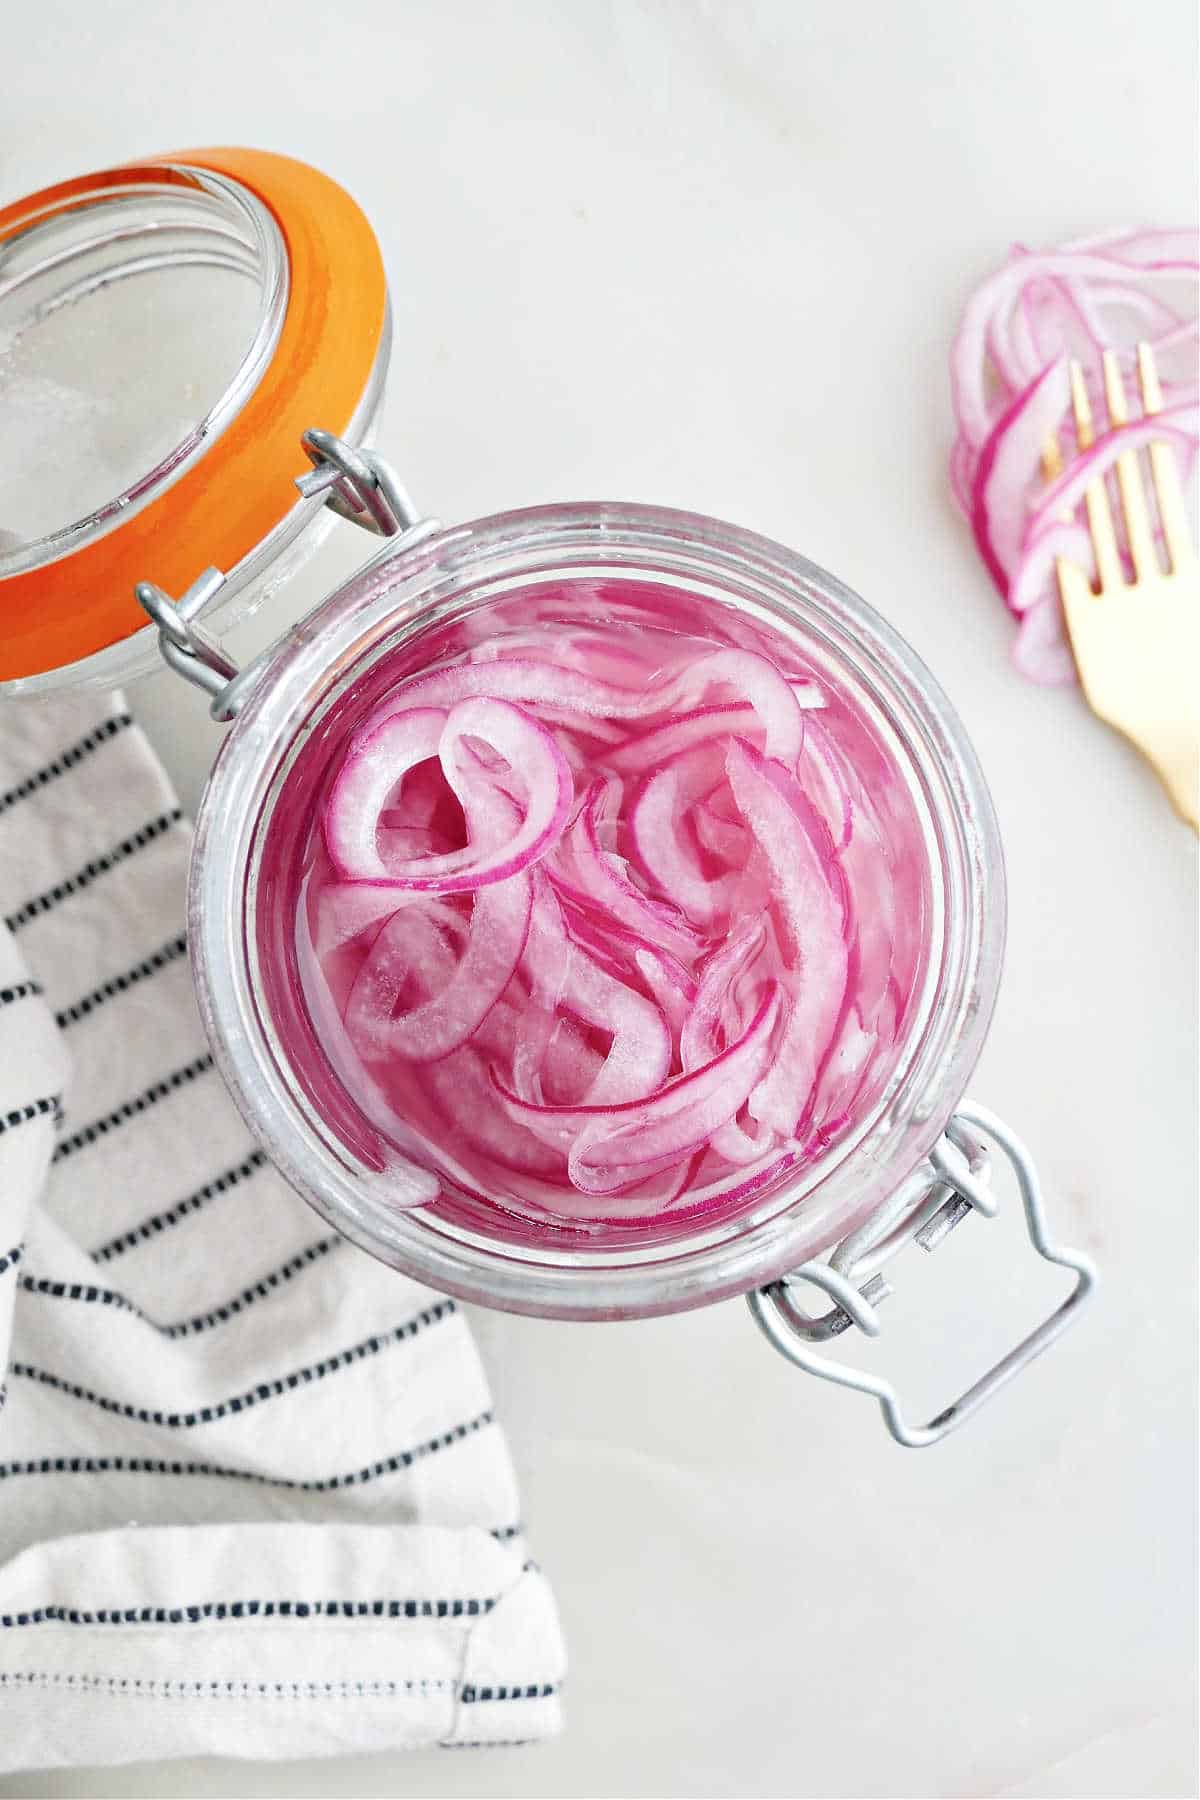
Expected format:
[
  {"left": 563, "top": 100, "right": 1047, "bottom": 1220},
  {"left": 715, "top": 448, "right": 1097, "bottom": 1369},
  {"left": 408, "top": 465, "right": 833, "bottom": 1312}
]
[
  {"left": 0, "top": 167, "right": 288, "bottom": 571},
  {"left": 0, "top": 149, "right": 388, "bottom": 682}
]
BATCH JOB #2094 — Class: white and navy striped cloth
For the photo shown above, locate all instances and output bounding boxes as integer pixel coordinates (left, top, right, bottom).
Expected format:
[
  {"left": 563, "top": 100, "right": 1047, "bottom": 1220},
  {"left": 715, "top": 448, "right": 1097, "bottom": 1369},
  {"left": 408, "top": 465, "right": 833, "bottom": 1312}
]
[{"left": 0, "top": 690, "right": 564, "bottom": 1773}]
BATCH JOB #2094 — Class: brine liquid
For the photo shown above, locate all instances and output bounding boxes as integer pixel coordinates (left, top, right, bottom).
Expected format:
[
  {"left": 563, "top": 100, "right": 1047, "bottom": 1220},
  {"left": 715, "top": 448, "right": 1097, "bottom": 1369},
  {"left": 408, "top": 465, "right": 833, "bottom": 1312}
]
[{"left": 256, "top": 579, "right": 929, "bottom": 1247}]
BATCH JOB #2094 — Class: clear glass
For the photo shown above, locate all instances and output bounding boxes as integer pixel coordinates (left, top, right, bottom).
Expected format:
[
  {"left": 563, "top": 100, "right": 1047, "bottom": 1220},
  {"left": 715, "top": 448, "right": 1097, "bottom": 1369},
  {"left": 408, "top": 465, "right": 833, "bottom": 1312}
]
[
  {"left": 0, "top": 163, "right": 390, "bottom": 695},
  {"left": 0, "top": 170, "right": 287, "bottom": 565},
  {"left": 189, "top": 504, "right": 1006, "bottom": 1320}
]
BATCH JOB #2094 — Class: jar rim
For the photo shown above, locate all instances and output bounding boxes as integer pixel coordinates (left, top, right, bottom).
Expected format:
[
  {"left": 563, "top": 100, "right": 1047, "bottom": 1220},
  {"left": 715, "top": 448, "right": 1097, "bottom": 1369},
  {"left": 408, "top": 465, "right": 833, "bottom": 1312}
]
[{"left": 190, "top": 501, "right": 1007, "bottom": 1320}]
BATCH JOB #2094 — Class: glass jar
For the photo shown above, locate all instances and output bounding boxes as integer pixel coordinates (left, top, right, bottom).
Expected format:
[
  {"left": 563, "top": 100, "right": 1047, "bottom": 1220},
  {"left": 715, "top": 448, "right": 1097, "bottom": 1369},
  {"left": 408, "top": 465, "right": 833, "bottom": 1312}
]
[{"left": 1, "top": 149, "right": 1095, "bottom": 1448}]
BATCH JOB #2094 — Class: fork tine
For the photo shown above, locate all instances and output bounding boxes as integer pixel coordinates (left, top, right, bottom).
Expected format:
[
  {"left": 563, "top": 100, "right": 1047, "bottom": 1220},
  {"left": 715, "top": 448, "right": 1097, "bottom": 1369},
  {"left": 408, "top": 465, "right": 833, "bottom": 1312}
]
[
  {"left": 1043, "top": 419, "right": 1081, "bottom": 619},
  {"left": 1137, "top": 341, "right": 1196, "bottom": 574},
  {"left": 1042, "top": 424, "right": 1064, "bottom": 483},
  {"left": 1102, "top": 349, "right": 1158, "bottom": 579},
  {"left": 1070, "top": 361, "right": 1122, "bottom": 591}
]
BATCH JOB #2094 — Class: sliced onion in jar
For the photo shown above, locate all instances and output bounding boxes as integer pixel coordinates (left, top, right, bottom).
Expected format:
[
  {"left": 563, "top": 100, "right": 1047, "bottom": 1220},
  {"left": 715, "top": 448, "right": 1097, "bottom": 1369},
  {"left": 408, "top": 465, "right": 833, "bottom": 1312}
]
[
  {"left": 726, "top": 740, "right": 850, "bottom": 1133},
  {"left": 301, "top": 595, "right": 908, "bottom": 1223},
  {"left": 345, "top": 874, "right": 532, "bottom": 1063},
  {"left": 495, "top": 986, "right": 781, "bottom": 1193},
  {"left": 327, "top": 698, "right": 572, "bottom": 890}
]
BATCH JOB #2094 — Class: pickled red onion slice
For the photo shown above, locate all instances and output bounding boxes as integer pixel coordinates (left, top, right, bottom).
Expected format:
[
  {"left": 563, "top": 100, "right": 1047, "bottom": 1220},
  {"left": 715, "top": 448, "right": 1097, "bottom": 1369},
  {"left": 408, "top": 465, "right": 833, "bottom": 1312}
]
[
  {"left": 364, "top": 648, "right": 814, "bottom": 759},
  {"left": 553, "top": 783, "right": 699, "bottom": 957},
  {"left": 325, "top": 707, "right": 445, "bottom": 877},
  {"left": 497, "top": 987, "right": 781, "bottom": 1192},
  {"left": 300, "top": 601, "right": 911, "bottom": 1222},
  {"left": 951, "top": 230, "right": 1199, "bottom": 682},
  {"left": 327, "top": 698, "right": 571, "bottom": 890},
  {"left": 725, "top": 741, "right": 849, "bottom": 1133},
  {"left": 345, "top": 876, "right": 532, "bottom": 1062}
]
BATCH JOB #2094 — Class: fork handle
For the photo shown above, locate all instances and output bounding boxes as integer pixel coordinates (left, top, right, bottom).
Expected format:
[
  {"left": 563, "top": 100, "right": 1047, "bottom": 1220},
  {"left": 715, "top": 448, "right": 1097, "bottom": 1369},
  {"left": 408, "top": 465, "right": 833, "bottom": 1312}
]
[{"left": 1136, "top": 718, "right": 1199, "bottom": 830}]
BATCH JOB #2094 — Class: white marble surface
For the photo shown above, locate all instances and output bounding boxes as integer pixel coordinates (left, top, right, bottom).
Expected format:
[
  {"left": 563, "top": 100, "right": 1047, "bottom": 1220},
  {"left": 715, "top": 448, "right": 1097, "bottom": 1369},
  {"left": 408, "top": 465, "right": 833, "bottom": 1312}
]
[{"left": 2, "top": 2, "right": 1197, "bottom": 1795}]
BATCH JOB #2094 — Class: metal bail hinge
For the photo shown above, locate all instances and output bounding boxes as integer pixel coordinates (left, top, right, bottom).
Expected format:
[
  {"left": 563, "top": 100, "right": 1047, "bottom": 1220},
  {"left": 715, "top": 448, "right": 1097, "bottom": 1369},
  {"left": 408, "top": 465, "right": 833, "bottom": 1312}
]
[
  {"left": 137, "top": 431, "right": 440, "bottom": 721},
  {"left": 747, "top": 1101, "right": 1097, "bottom": 1448},
  {"left": 136, "top": 568, "right": 240, "bottom": 712},
  {"left": 295, "top": 429, "right": 425, "bottom": 537}
]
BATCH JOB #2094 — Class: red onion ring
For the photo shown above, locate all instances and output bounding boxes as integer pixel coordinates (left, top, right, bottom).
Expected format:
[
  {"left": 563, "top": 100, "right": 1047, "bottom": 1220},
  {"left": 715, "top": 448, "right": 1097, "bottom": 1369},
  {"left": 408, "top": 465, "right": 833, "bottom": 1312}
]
[
  {"left": 951, "top": 231, "right": 1198, "bottom": 681},
  {"left": 298, "top": 599, "right": 911, "bottom": 1223}
]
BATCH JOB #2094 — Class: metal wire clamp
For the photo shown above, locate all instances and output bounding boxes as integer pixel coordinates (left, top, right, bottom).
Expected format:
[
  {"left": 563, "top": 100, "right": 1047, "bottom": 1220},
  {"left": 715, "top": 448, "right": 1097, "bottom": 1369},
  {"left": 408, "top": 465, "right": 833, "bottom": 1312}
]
[
  {"left": 747, "top": 1101, "right": 1097, "bottom": 1448},
  {"left": 294, "top": 428, "right": 423, "bottom": 536},
  {"left": 137, "top": 432, "right": 440, "bottom": 720}
]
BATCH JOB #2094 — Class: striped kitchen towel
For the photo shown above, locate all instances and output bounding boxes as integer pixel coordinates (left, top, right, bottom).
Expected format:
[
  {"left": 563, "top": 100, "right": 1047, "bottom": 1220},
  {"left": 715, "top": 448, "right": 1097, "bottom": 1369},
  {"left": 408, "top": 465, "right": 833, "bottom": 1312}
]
[{"left": 0, "top": 689, "right": 564, "bottom": 1773}]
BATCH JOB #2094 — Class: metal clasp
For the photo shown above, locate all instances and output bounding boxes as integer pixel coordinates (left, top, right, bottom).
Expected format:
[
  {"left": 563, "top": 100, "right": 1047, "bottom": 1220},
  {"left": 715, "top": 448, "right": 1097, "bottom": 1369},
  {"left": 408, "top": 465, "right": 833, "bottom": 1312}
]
[
  {"left": 137, "top": 431, "right": 441, "bottom": 721},
  {"left": 747, "top": 1101, "right": 1097, "bottom": 1447},
  {"left": 295, "top": 429, "right": 423, "bottom": 537},
  {"left": 136, "top": 568, "right": 241, "bottom": 715}
]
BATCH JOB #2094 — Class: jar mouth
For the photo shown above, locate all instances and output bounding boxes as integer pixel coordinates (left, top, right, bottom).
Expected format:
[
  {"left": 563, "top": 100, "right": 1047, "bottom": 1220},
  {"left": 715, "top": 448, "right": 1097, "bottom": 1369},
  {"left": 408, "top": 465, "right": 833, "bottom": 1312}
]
[
  {"left": 191, "top": 502, "right": 1006, "bottom": 1320},
  {"left": 0, "top": 164, "right": 288, "bottom": 578}
]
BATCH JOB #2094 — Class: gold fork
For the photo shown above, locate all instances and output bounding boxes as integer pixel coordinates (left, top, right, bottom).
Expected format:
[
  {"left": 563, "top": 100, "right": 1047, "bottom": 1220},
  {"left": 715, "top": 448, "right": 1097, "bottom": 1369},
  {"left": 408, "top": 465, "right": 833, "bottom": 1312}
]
[{"left": 1051, "top": 343, "right": 1199, "bottom": 829}]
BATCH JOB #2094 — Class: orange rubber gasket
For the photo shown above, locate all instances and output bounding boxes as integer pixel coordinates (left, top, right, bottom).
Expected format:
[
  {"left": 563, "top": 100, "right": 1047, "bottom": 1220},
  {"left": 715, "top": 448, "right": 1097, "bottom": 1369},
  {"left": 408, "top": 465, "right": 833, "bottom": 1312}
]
[{"left": 0, "top": 147, "right": 387, "bottom": 680}]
